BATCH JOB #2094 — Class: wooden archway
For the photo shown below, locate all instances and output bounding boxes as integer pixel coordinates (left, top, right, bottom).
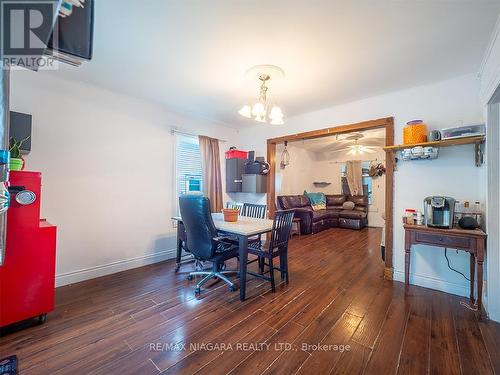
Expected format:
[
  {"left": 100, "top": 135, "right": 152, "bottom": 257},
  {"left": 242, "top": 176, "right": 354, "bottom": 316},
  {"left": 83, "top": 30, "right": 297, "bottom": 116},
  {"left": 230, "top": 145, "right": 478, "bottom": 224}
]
[{"left": 266, "top": 117, "right": 395, "bottom": 279}]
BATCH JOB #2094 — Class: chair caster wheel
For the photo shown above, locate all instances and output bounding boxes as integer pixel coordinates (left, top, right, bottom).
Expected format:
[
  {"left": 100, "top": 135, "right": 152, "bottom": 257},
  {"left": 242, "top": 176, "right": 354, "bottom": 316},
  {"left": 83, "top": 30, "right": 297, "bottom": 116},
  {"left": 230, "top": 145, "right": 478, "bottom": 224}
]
[
  {"left": 195, "top": 287, "right": 201, "bottom": 295},
  {"left": 229, "top": 285, "right": 237, "bottom": 292},
  {"left": 187, "top": 275, "right": 194, "bottom": 281},
  {"left": 37, "top": 314, "right": 47, "bottom": 324}
]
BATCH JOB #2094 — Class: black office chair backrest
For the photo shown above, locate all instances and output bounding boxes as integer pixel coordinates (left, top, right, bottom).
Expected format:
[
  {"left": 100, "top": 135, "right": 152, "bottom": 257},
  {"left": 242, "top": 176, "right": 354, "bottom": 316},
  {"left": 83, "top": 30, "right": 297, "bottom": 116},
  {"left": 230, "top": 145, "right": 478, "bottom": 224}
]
[
  {"left": 179, "top": 195, "right": 218, "bottom": 260},
  {"left": 269, "top": 210, "right": 295, "bottom": 249},
  {"left": 241, "top": 203, "right": 267, "bottom": 219}
]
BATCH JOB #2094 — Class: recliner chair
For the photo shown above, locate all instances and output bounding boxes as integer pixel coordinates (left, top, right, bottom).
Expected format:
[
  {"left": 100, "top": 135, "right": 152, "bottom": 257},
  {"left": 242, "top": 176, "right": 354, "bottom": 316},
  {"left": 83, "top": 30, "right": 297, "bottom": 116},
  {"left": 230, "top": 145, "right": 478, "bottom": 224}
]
[{"left": 179, "top": 195, "right": 239, "bottom": 294}]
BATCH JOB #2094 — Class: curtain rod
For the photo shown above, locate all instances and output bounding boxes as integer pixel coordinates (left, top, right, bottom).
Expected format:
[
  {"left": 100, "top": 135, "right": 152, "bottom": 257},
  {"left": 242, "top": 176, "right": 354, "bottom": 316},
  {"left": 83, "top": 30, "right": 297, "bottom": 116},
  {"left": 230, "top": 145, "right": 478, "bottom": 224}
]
[{"left": 170, "top": 128, "right": 227, "bottom": 143}]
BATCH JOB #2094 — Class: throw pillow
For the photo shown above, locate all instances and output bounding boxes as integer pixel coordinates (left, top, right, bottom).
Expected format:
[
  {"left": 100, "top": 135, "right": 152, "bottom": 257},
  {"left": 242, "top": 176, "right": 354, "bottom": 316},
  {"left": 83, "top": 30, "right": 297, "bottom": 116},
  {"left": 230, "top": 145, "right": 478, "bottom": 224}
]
[
  {"left": 304, "top": 191, "right": 326, "bottom": 211},
  {"left": 342, "top": 201, "right": 355, "bottom": 210}
]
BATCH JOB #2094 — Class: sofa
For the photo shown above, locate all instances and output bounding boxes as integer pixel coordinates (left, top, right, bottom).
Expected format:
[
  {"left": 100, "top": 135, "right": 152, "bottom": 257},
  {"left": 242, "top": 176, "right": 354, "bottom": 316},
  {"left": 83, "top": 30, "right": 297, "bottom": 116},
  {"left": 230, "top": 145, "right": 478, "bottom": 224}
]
[{"left": 277, "top": 194, "right": 368, "bottom": 234}]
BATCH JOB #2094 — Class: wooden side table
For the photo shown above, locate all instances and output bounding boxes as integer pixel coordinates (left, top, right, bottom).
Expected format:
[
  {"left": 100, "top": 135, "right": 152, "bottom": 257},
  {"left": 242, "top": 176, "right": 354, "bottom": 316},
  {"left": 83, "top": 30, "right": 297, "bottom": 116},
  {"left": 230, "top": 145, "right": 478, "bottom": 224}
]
[{"left": 404, "top": 224, "right": 487, "bottom": 315}]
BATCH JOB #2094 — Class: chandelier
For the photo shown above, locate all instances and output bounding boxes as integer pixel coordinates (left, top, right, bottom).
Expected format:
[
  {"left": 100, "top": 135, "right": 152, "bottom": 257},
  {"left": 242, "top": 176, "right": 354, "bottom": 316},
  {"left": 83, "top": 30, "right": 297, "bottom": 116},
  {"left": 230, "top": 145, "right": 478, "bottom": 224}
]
[{"left": 238, "top": 65, "right": 285, "bottom": 125}]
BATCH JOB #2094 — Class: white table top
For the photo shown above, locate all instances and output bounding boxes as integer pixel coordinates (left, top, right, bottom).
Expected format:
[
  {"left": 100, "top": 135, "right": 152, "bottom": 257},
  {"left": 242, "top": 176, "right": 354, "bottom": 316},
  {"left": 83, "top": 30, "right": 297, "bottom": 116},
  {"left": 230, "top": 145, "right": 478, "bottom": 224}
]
[{"left": 172, "top": 213, "right": 274, "bottom": 237}]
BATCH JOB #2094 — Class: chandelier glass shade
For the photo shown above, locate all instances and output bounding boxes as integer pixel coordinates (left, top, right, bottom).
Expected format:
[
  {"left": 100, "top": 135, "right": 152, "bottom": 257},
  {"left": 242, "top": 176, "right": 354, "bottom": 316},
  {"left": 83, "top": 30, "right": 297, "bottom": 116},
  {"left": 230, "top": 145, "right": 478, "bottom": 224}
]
[{"left": 239, "top": 73, "right": 284, "bottom": 124}]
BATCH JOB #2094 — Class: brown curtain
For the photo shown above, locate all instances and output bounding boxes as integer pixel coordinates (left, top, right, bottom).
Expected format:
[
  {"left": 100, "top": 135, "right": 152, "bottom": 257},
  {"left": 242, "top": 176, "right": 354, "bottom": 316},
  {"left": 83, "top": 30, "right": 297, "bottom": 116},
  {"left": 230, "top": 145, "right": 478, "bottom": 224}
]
[
  {"left": 199, "top": 136, "right": 223, "bottom": 212},
  {"left": 346, "top": 160, "right": 363, "bottom": 196}
]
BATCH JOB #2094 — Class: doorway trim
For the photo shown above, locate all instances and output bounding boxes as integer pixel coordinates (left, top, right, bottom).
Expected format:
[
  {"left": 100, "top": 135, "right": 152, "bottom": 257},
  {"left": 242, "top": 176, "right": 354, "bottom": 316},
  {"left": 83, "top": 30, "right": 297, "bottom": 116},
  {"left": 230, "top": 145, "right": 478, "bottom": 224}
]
[{"left": 266, "top": 117, "right": 395, "bottom": 278}]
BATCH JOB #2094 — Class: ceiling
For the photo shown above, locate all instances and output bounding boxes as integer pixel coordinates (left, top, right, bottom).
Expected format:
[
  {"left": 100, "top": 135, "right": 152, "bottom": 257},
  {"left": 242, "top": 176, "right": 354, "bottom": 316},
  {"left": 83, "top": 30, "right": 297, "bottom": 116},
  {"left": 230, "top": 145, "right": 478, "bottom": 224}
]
[
  {"left": 54, "top": 0, "right": 500, "bottom": 128},
  {"left": 289, "top": 128, "right": 386, "bottom": 155}
]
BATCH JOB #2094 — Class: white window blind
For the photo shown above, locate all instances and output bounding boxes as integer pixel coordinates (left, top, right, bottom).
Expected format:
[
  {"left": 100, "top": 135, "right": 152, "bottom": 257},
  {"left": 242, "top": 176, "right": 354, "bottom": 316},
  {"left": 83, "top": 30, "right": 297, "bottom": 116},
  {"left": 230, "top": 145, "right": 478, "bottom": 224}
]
[{"left": 175, "top": 135, "right": 203, "bottom": 197}]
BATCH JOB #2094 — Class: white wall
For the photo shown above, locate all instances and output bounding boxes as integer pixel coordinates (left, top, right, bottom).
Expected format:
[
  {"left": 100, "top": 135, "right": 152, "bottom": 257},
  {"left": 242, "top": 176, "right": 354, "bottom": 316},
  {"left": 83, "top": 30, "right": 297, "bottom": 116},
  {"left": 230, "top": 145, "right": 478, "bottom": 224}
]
[
  {"left": 238, "top": 73, "right": 486, "bottom": 300},
  {"left": 480, "top": 16, "right": 500, "bottom": 105},
  {"left": 10, "top": 69, "right": 239, "bottom": 286},
  {"left": 275, "top": 143, "right": 316, "bottom": 196},
  {"left": 481, "top": 15, "right": 500, "bottom": 322}
]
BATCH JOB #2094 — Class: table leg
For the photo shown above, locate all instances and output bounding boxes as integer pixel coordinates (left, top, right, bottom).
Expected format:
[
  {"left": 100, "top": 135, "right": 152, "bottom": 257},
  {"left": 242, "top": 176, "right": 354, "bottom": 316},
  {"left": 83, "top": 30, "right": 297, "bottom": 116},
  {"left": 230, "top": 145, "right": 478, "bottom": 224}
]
[
  {"left": 477, "top": 239, "right": 485, "bottom": 316},
  {"left": 470, "top": 253, "right": 476, "bottom": 304},
  {"left": 239, "top": 235, "right": 248, "bottom": 301},
  {"left": 477, "top": 259, "right": 483, "bottom": 314},
  {"left": 405, "top": 237, "right": 411, "bottom": 286}
]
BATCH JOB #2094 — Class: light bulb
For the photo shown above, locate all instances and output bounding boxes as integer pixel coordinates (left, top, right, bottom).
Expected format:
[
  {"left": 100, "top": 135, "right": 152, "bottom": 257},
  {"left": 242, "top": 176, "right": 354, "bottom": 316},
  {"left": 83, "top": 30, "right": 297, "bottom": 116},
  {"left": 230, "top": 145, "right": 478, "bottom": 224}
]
[
  {"left": 252, "top": 102, "right": 266, "bottom": 117},
  {"left": 238, "top": 105, "right": 252, "bottom": 118},
  {"left": 255, "top": 113, "right": 267, "bottom": 123},
  {"left": 269, "top": 105, "right": 283, "bottom": 120},
  {"left": 270, "top": 115, "right": 284, "bottom": 125}
]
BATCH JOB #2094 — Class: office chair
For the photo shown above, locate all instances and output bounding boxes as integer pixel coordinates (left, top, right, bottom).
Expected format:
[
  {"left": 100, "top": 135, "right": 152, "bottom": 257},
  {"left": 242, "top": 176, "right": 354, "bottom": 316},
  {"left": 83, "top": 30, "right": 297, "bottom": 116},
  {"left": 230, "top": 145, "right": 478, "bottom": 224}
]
[{"left": 179, "top": 195, "right": 239, "bottom": 294}]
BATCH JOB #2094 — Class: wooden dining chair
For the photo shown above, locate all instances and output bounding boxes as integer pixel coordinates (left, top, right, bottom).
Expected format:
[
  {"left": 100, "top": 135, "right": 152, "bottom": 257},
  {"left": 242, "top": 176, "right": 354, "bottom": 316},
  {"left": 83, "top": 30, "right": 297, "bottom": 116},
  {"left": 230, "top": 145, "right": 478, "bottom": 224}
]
[
  {"left": 246, "top": 209, "right": 295, "bottom": 292},
  {"left": 240, "top": 203, "right": 267, "bottom": 272},
  {"left": 241, "top": 203, "right": 267, "bottom": 219}
]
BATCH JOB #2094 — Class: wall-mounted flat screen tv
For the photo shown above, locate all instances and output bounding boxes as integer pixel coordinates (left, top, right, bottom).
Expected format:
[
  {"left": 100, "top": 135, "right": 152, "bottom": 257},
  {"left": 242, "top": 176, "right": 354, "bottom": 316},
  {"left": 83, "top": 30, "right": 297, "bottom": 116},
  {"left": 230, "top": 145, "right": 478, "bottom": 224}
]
[
  {"left": 47, "top": 0, "right": 94, "bottom": 60},
  {"left": 9, "top": 112, "right": 32, "bottom": 153}
]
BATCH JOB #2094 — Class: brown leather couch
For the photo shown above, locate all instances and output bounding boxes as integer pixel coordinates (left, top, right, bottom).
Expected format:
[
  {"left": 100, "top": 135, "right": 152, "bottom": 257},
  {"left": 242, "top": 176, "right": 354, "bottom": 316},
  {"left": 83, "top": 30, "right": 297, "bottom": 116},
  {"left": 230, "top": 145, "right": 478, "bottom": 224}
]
[{"left": 277, "top": 194, "right": 368, "bottom": 234}]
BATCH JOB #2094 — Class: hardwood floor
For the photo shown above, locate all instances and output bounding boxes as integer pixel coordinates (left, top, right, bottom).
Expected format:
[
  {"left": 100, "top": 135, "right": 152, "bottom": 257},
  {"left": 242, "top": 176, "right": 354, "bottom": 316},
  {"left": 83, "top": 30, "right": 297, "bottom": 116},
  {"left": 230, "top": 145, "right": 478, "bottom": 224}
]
[{"left": 1, "top": 227, "right": 499, "bottom": 374}]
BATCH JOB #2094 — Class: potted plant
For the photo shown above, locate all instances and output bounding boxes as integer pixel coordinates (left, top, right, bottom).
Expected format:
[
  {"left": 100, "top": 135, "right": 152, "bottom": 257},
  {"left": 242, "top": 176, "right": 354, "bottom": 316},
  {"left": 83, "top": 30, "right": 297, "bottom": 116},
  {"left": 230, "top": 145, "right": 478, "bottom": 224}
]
[
  {"left": 9, "top": 136, "right": 30, "bottom": 171},
  {"left": 222, "top": 202, "right": 240, "bottom": 222}
]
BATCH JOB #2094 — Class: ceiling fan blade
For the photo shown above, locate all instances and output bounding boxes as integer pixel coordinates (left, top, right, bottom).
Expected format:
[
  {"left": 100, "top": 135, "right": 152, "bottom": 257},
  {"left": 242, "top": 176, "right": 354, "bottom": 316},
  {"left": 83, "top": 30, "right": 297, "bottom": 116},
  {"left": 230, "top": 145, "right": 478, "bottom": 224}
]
[{"left": 362, "top": 148, "right": 377, "bottom": 153}]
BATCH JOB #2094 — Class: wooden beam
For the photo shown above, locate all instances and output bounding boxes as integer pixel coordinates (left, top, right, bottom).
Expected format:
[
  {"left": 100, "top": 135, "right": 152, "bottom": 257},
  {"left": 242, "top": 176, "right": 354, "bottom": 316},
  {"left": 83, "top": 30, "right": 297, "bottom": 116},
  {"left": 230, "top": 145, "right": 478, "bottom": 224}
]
[
  {"left": 267, "top": 141, "right": 276, "bottom": 218},
  {"left": 267, "top": 117, "right": 393, "bottom": 144},
  {"left": 384, "top": 117, "right": 394, "bottom": 277}
]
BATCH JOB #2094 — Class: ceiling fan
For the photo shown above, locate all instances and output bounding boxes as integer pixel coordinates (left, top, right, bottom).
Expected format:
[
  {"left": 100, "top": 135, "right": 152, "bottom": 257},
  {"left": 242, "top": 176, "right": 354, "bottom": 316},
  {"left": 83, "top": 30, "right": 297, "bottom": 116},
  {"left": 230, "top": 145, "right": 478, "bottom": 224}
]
[{"left": 336, "top": 134, "right": 379, "bottom": 155}]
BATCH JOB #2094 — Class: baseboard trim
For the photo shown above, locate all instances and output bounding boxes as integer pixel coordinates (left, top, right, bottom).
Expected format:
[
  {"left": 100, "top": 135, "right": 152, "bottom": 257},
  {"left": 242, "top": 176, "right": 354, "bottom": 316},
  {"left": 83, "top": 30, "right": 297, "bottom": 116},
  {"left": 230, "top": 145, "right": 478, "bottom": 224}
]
[
  {"left": 384, "top": 267, "right": 393, "bottom": 280},
  {"left": 393, "top": 270, "right": 470, "bottom": 298},
  {"left": 55, "top": 248, "right": 177, "bottom": 287}
]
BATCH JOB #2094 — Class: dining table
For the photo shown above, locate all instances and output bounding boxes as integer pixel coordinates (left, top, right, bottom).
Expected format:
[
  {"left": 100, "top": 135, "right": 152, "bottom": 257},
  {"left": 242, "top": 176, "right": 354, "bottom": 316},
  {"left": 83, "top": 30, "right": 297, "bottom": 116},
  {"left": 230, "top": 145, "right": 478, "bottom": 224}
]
[{"left": 172, "top": 213, "right": 274, "bottom": 301}]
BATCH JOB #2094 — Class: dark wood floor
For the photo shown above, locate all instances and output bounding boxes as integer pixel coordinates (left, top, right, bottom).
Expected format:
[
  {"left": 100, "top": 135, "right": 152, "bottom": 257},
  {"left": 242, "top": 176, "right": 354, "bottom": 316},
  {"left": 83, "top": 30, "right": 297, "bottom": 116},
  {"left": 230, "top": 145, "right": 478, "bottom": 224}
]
[{"left": 1, "top": 227, "right": 499, "bottom": 374}]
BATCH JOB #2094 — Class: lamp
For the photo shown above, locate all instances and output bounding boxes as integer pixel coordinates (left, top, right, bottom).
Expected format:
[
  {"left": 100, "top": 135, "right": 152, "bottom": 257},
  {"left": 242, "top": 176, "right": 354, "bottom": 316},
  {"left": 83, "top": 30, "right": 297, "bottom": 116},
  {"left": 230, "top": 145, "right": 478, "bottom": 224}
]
[
  {"left": 238, "top": 105, "right": 252, "bottom": 118},
  {"left": 280, "top": 141, "right": 290, "bottom": 169},
  {"left": 239, "top": 65, "right": 285, "bottom": 124}
]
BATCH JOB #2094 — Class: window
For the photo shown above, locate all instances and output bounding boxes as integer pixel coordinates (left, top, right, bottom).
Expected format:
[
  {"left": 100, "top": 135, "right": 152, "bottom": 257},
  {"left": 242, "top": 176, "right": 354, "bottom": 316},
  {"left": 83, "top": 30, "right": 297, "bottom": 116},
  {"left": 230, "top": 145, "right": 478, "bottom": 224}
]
[
  {"left": 340, "top": 161, "right": 373, "bottom": 204},
  {"left": 175, "top": 135, "right": 203, "bottom": 198}
]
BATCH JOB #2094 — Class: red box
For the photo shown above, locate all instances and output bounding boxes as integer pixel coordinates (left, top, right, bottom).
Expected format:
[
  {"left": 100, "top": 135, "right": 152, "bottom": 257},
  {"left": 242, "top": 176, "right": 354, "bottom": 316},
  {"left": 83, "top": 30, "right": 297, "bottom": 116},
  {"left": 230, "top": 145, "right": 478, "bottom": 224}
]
[
  {"left": 225, "top": 150, "right": 248, "bottom": 159},
  {"left": 0, "top": 171, "right": 57, "bottom": 327}
]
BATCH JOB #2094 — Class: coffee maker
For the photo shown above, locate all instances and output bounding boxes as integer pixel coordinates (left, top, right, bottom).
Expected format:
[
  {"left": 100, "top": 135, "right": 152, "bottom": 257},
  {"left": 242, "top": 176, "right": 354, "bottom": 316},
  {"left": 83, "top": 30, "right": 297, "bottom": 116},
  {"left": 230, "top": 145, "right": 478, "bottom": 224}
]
[{"left": 423, "top": 196, "right": 456, "bottom": 229}]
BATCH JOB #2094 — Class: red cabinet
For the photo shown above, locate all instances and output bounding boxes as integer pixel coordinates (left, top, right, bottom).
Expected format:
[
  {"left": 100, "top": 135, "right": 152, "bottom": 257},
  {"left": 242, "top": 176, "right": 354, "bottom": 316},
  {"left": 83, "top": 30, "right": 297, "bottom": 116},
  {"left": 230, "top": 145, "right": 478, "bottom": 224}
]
[{"left": 0, "top": 171, "right": 57, "bottom": 327}]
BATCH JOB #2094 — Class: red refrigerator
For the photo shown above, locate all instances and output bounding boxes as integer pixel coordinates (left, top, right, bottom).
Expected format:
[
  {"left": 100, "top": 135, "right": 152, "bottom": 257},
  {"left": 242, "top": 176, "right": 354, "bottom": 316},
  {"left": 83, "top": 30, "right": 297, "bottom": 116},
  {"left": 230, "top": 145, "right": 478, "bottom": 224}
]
[{"left": 0, "top": 171, "right": 57, "bottom": 327}]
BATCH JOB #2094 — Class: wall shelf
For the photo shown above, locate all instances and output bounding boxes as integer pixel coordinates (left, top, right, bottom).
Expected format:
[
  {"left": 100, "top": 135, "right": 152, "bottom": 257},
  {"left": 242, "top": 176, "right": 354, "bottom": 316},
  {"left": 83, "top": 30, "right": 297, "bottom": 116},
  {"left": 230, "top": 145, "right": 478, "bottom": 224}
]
[
  {"left": 383, "top": 135, "right": 485, "bottom": 166},
  {"left": 383, "top": 135, "right": 484, "bottom": 151},
  {"left": 313, "top": 181, "right": 331, "bottom": 187}
]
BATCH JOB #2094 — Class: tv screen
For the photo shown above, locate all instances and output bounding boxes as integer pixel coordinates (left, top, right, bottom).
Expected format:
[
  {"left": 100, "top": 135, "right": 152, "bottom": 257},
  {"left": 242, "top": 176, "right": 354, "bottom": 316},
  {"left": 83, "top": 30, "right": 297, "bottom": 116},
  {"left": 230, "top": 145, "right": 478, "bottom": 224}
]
[
  {"left": 48, "top": 0, "right": 94, "bottom": 60},
  {"left": 9, "top": 112, "right": 32, "bottom": 153}
]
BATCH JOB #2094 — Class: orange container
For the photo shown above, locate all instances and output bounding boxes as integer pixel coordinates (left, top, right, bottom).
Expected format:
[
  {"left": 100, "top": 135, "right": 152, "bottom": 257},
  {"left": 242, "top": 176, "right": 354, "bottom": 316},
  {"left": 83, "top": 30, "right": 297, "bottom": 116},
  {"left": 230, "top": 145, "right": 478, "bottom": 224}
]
[
  {"left": 222, "top": 208, "right": 239, "bottom": 222},
  {"left": 403, "top": 120, "right": 427, "bottom": 144}
]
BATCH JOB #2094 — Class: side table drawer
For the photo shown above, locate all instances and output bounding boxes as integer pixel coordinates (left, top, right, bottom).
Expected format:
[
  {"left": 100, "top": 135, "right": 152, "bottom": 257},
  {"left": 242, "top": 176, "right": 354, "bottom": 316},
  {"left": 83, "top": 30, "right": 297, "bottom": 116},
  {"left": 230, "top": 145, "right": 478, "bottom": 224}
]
[{"left": 414, "top": 232, "right": 471, "bottom": 249}]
